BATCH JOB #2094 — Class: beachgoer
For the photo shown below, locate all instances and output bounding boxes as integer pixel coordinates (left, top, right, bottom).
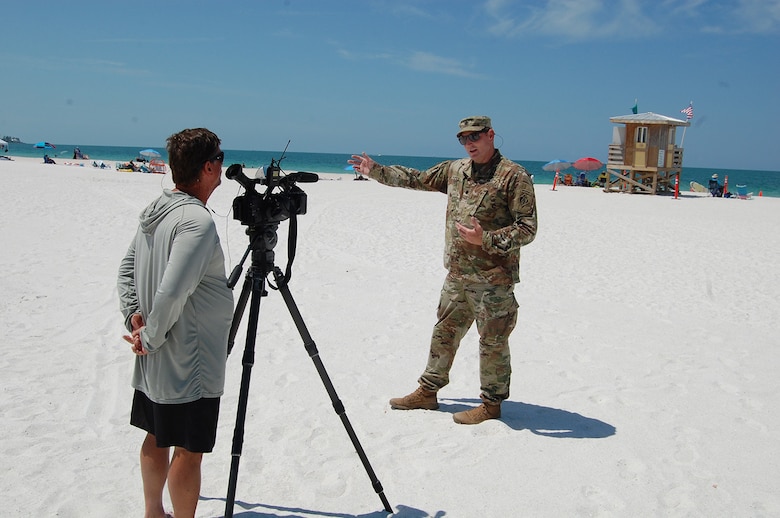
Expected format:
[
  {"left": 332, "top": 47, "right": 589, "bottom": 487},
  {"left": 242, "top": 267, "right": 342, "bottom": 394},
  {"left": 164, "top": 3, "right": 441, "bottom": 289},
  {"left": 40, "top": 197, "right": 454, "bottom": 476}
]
[
  {"left": 43, "top": 154, "right": 56, "bottom": 164},
  {"left": 117, "top": 128, "right": 232, "bottom": 518},
  {"left": 709, "top": 173, "right": 723, "bottom": 197},
  {"left": 348, "top": 116, "right": 538, "bottom": 425}
]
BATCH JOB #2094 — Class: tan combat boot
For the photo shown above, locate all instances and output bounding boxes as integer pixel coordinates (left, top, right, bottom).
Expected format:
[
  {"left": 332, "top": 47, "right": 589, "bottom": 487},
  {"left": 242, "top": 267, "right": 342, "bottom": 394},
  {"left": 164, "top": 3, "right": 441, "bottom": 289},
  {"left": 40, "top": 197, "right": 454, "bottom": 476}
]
[
  {"left": 452, "top": 403, "right": 501, "bottom": 424},
  {"left": 389, "top": 386, "right": 439, "bottom": 410}
]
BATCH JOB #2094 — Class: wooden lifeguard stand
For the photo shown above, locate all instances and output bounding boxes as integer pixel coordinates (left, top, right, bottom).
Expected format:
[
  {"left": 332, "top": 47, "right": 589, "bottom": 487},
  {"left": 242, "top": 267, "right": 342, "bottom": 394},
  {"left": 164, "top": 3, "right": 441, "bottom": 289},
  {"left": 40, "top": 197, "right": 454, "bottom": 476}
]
[{"left": 604, "top": 112, "right": 690, "bottom": 194}]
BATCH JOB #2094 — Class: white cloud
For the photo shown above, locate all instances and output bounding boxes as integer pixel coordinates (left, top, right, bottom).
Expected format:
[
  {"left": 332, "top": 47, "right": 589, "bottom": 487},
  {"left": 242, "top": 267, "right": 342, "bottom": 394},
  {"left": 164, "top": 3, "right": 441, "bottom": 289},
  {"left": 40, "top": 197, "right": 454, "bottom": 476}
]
[
  {"left": 484, "top": 0, "right": 658, "bottom": 39},
  {"left": 405, "top": 51, "right": 484, "bottom": 78},
  {"left": 336, "top": 44, "right": 481, "bottom": 78},
  {"left": 734, "top": 0, "right": 780, "bottom": 33},
  {"left": 480, "top": 0, "right": 767, "bottom": 40}
]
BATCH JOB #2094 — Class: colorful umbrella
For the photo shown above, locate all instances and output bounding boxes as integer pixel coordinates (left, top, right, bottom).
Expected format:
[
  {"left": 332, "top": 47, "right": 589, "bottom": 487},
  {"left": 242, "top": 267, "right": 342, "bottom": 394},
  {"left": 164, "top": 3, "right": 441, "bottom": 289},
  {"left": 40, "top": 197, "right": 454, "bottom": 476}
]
[
  {"left": 542, "top": 159, "right": 572, "bottom": 172},
  {"left": 34, "top": 141, "right": 56, "bottom": 149},
  {"left": 573, "top": 157, "right": 603, "bottom": 171},
  {"left": 139, "top": 148, "right": 161, "bottom": 159}
]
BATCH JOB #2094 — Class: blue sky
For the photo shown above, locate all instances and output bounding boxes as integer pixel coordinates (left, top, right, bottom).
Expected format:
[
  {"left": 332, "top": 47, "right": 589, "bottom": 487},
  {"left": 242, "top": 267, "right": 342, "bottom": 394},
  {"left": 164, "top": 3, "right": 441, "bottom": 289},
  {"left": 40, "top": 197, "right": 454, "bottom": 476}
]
[{"left": 1, "top": 0, "right": 778, "bottom": 170}]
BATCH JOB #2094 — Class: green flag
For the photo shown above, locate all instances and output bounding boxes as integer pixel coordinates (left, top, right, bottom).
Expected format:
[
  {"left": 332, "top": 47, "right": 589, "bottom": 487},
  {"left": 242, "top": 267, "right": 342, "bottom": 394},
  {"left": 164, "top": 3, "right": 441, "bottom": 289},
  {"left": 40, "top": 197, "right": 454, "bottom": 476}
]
[{"left": 632, "top": 99, "right": 638, "bottom": 114}]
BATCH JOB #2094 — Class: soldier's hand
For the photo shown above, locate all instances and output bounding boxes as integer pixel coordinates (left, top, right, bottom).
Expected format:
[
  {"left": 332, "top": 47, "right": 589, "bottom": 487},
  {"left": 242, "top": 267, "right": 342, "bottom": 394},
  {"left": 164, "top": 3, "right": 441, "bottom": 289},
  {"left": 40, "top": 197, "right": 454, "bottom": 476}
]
[
  {"left": 348, "top": 153, "right": 375, "bottom": 176},
  {"left": 456, "top": 217, "right": 484, "bottom": 245}
]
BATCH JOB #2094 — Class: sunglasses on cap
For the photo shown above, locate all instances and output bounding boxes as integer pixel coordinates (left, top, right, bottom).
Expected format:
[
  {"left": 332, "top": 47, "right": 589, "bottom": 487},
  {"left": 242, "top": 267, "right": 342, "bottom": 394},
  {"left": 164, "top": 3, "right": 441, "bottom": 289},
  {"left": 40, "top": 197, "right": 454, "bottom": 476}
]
[{"left": 457, "top": 128, "right": 489, "bottom": 145}]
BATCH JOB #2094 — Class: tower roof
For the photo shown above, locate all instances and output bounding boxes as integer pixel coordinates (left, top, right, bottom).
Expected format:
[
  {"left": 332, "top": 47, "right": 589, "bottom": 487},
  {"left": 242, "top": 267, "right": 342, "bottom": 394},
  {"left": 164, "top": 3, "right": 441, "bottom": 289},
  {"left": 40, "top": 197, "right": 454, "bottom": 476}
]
[{"left": 610, "top": 112, "right": 690, "bottom": 126}]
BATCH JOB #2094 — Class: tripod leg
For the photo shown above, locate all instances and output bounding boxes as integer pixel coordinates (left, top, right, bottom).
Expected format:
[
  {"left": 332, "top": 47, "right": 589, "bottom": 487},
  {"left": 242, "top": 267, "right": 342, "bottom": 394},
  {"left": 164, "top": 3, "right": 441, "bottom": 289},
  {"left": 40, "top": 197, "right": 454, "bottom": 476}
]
[
  {"left": 225, "top": 271, "right": 266, "bottom": 518},
  {"left": 227, "top": 274, "right": 251, "bottom": 357},
  {"left": 273, "top": 268, "right": 393, "bottom": 513}
]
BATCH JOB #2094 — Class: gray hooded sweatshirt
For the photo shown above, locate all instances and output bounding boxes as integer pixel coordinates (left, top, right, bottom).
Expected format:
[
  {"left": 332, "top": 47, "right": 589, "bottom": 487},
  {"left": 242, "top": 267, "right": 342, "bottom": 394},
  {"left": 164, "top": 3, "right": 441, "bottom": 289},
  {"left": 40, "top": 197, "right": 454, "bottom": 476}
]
[{"left": 117, "top": 189, "right": 233, "bottom": 404}]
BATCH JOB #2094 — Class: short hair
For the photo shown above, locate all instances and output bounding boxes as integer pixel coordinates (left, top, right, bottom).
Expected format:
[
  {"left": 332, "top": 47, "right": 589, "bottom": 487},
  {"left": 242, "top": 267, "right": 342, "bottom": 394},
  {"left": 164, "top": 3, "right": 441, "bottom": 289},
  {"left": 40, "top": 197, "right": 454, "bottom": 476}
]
[{"left": 166, "top": 128, "right": 221, "bottom": 186}]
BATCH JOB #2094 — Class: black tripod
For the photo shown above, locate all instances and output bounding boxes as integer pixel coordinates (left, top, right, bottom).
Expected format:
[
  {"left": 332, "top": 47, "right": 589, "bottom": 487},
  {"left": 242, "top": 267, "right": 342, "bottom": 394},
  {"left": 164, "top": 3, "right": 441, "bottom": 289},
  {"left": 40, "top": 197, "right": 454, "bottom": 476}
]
[{"left": 224, "top": 220, "right": 392, "bottom": 517}]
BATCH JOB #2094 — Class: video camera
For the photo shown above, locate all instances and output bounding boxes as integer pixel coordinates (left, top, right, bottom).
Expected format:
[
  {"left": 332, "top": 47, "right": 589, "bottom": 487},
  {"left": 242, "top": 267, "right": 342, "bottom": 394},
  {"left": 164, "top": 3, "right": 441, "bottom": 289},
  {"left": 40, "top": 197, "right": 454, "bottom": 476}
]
[{"left": 226, "top": 156, "right": 318, "bottom": 228}]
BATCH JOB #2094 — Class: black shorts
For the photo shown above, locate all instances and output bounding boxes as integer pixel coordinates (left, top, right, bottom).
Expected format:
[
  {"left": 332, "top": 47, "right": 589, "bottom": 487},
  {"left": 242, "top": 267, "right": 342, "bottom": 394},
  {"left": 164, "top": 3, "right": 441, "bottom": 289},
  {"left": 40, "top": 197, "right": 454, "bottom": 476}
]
[{"left": 130, "top": 390, "right": 220, "bottom": 453}]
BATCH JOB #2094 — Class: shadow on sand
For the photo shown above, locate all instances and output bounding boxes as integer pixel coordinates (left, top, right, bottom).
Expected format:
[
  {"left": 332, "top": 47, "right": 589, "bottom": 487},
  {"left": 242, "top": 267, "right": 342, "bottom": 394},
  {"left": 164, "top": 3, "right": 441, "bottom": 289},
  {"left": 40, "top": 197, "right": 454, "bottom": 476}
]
[
  {"left": 200, "top": 497, "right": 441, "bottom": 517},
  {"left": 439, "top": 399, "right": 616, "bottom": 438},
  {"left": 201, "top": 401, "right": 613, "bottom": 516}
]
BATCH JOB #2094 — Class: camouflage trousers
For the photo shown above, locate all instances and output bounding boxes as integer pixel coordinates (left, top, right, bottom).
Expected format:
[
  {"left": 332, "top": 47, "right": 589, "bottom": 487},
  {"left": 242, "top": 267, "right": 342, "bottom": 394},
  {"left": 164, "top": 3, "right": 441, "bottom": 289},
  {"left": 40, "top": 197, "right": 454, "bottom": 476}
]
[{"left": 419, "top": 276, "right": 518, "bottom": 404}]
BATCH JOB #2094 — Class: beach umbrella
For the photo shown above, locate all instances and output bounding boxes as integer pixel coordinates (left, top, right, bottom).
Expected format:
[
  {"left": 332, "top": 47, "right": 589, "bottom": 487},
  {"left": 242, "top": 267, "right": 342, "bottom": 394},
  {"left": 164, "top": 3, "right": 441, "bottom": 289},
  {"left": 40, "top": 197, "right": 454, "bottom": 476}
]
[
  {"left": 573, "top": 157, "right": 603, "bottom": 171},
  {"left": 34, "top": 141, "right": 56, "bottom": 149},
  {"left": 139, "top": 148, "right": 161, "bottom": 159},
  {"left": 542, "top": 159, "right": 572, "bottom": 172}
]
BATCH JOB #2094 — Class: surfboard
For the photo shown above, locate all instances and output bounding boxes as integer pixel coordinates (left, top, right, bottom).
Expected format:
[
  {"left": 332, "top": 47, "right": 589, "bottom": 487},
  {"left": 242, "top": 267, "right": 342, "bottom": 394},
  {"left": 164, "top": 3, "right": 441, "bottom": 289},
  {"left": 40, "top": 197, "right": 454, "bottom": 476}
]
[{"left": 690, "top": 181, "right": 708, "bottom": 193}]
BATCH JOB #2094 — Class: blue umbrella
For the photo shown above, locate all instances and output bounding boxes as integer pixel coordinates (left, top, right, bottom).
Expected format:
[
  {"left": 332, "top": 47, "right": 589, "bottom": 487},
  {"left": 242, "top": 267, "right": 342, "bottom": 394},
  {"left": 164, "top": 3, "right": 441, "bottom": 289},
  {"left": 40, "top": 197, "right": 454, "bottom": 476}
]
[
  {"left": 139, "top": 148, "right": 161, "bottom": 159},
  {"left": 34, "top": 141, "right": 56, "bottom": 149},
  {"left": 542, "top": 159, "right": 571, "bottom": 172}
]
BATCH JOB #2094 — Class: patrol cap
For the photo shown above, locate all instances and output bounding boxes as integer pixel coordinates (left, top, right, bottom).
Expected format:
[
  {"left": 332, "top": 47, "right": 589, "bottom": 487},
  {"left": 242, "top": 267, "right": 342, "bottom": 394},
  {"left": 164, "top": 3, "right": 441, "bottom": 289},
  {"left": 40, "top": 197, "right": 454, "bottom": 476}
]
[{"left": 457, "top": 116, "right": 492, "bottom": 136}]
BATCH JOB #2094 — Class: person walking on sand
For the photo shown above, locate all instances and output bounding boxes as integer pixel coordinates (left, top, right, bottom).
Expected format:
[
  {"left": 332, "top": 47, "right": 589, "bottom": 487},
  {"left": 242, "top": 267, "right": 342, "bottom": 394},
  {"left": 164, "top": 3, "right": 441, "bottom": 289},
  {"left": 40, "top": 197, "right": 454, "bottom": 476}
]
[
  {"left": 117, "top": 128, "right": 232, "bottom": 518},
  {"left": 348, "top": 116, "right": 537, "bottom": 425}
]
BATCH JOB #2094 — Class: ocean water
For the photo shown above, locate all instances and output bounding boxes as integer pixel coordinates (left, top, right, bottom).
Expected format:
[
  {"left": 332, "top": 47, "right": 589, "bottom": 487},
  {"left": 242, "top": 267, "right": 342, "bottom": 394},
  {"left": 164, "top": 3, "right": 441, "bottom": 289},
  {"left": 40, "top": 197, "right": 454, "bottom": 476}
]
[{"left": 4, "top": 141, "right": 780, "bottom": 197}]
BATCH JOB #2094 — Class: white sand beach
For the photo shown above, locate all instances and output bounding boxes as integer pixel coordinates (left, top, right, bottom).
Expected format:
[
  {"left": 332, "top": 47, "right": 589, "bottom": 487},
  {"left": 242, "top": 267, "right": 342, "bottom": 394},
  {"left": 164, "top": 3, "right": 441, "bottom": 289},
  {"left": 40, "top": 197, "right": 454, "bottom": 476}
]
[{"left": 1, "top": 156, "right": 778, "bottom": 517}]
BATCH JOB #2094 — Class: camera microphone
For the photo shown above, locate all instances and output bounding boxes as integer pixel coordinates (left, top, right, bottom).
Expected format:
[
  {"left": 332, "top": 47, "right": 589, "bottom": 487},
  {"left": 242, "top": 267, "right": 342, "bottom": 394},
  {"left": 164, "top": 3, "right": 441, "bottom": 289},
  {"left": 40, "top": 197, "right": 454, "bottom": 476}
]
[{"left": 287, "top": 172, "right": 319, "bottom": 183}]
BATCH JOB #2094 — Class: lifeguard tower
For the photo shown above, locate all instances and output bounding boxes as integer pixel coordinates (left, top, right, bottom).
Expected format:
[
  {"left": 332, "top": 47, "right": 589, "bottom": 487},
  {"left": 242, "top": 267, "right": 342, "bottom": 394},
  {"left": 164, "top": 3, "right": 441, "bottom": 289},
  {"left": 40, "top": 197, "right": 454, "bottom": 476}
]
[{"left": 604, "top": 112, "right": 690, "bottom": 194}]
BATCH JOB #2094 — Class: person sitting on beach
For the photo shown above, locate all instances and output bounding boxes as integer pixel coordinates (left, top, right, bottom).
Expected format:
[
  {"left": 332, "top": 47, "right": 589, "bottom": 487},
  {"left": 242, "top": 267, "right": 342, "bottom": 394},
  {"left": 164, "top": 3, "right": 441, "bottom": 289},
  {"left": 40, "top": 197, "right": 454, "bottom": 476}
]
[
  {"left": 119, "top": 161, "right": 138, "bottom": 171},
  {"left": 708, "top": 174, "right": 723, "bottom": 197},
  {"left": 73, "top": 147, "right": 88, "bottom": 160},
  {"left": 43, "top": 154, "right": 56, "bottom": 164}
]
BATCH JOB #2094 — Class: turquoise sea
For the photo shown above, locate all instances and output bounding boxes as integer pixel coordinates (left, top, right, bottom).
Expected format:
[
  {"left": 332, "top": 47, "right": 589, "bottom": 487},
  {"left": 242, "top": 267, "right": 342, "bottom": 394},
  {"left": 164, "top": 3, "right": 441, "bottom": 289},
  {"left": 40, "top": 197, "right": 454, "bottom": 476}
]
[{"left": 5, "top": 141, "right": 780, "bottom": 197}]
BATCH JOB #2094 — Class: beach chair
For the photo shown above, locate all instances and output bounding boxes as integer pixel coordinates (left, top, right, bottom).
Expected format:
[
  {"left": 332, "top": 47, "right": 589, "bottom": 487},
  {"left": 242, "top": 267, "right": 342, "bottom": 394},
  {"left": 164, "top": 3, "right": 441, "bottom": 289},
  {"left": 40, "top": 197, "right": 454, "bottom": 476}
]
[
  {"left": 736, "top": 184, "right": 752, "bottom": 199},
  {"left": 708, "top": 178, "right": 723, "bottom": 197},
  {"left": 149, "top": 159, "right": 166, "bottom": 174}
]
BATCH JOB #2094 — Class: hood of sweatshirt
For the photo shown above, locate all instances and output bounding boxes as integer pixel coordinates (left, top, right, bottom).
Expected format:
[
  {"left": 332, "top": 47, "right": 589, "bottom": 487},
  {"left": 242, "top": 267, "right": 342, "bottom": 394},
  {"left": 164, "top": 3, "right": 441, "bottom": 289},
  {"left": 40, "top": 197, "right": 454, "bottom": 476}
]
[{"left": 139, "top": 189, "right": 204, "bottom": 235}]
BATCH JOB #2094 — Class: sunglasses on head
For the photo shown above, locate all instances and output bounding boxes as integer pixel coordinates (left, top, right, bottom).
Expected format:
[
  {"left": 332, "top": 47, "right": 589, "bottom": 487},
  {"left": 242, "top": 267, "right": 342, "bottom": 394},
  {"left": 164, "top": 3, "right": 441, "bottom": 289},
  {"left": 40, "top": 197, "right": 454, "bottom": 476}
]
[
  {"left": 205, "top": 151, "right": 224, "bottom": 163},
  {"left": 457, "top": 128, "right": 489, "bottom": 145}
]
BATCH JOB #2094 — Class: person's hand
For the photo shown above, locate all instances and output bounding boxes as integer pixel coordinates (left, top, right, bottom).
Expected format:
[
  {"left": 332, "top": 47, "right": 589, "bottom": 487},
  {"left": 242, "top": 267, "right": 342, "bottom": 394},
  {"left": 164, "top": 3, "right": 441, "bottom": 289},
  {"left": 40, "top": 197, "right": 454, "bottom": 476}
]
[
  {"left": 123, "top": 313, "right": 147, "bottom": 355},
  {"left": 348, "top": 153, "right": 376, "bottom": 176},
  {"left": 123, "top": 331, "right": 147, "bottom": 355},
  {"left": 129, "top": 313, "right": 144, "bottom": 331},
  {"left": 456, "top": 217, "right": 484, "bottom": 245}
]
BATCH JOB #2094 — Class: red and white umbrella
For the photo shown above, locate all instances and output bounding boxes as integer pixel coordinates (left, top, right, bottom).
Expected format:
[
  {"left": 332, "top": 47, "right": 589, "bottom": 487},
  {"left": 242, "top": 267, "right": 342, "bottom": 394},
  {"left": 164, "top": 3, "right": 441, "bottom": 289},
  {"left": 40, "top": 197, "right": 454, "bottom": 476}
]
[{"left": 573, "top": 157, "right": 603, "bottom": 171}]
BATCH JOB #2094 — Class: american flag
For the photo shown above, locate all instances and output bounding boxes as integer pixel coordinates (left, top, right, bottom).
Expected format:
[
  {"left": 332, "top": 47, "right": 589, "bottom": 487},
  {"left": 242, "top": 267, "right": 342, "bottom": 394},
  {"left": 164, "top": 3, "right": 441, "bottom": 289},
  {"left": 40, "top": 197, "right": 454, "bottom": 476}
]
[{"left": 680, "top": 103, "right": 693, "bottom": 120}]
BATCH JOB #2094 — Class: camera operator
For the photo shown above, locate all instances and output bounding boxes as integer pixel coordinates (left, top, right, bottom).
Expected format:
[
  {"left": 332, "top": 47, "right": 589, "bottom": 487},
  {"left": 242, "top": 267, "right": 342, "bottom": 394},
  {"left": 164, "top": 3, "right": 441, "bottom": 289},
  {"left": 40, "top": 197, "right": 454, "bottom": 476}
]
[{"left": 117, "top": 128, "right": 233, "bottom": 518}]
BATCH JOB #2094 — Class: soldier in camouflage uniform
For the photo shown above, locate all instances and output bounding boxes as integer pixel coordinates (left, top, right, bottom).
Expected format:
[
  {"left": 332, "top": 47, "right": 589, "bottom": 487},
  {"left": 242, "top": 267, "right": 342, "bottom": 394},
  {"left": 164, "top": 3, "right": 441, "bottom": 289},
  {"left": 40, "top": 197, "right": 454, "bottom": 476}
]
[{"left": 349, "top": 116, "right": 537, "bottom": 425}]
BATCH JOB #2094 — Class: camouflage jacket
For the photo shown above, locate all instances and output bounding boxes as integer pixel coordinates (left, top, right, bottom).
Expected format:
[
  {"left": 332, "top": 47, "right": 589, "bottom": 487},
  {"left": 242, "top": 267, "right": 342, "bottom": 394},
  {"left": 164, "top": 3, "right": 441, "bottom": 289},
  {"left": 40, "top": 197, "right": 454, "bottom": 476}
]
[{"left": 368, "top": 152, "right": 537, "bottom": 285}]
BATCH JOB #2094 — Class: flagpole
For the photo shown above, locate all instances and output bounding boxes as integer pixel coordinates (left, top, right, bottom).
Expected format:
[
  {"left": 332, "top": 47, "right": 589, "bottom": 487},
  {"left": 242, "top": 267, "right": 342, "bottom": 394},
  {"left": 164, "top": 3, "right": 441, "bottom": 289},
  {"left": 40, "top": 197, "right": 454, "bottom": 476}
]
[{"left": 680, "top": 101, "right": 692, "bottom": 147}]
